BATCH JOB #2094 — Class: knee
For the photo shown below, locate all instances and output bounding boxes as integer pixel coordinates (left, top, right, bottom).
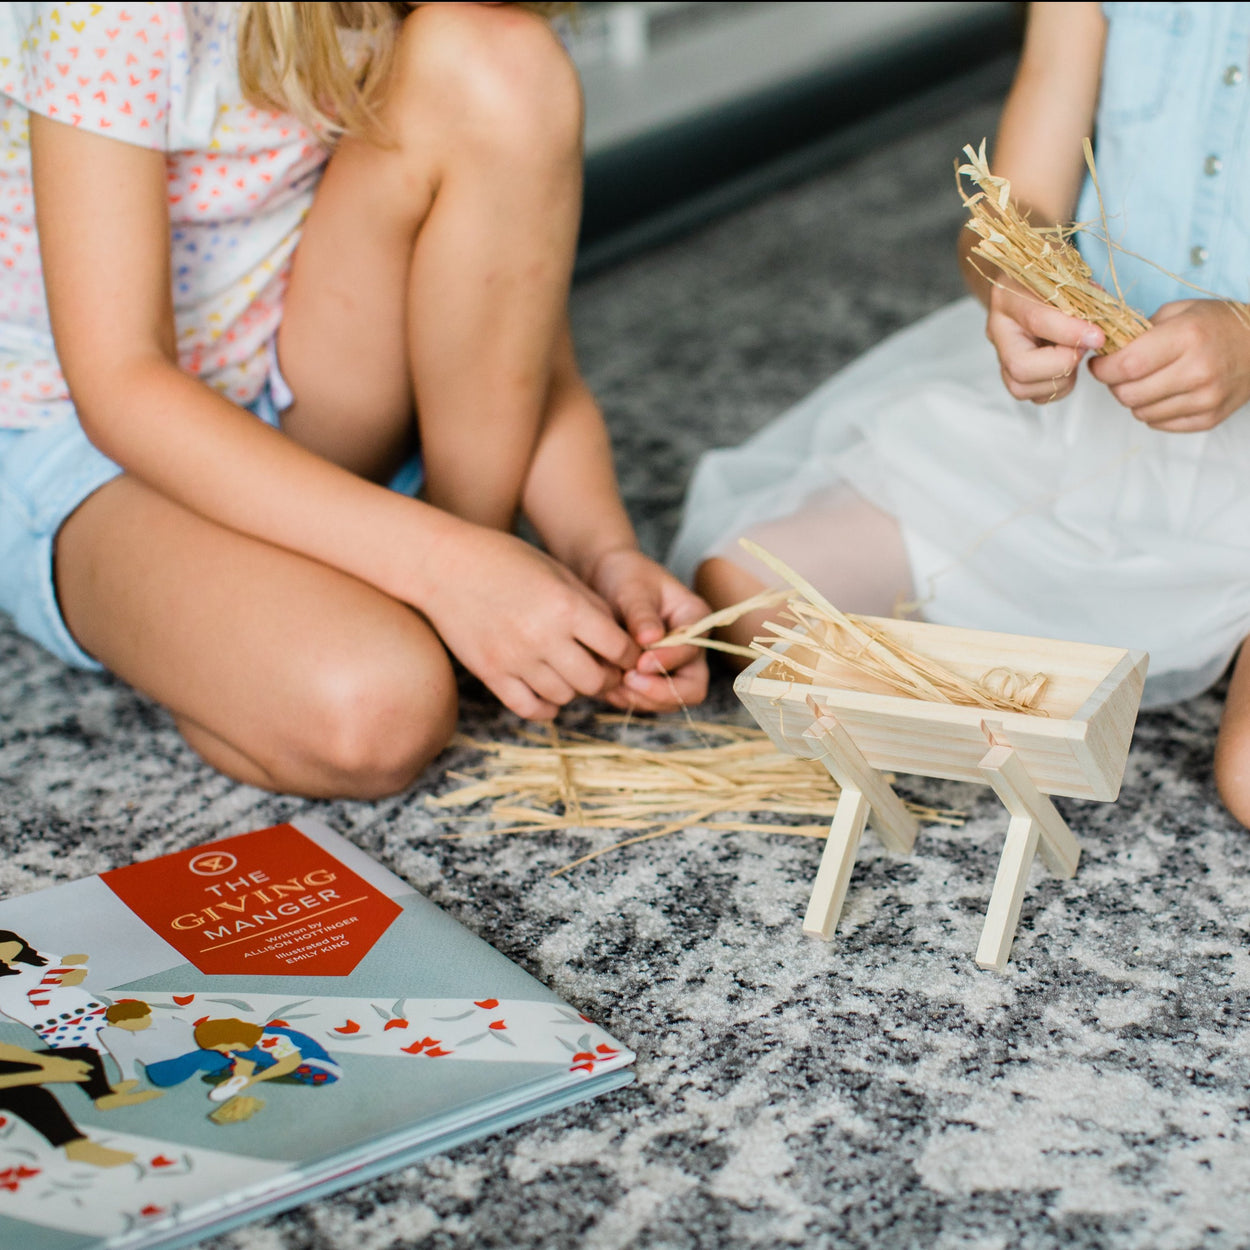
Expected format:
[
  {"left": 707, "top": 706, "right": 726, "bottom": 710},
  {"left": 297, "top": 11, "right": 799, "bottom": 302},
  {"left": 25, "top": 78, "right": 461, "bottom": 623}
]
[
  {"left": 277, "top": 638, "right": 458, "bottom": 800},
  {"left": 389, "top": 4, "right": 582, "bottom": 162},
  {"left": 695, "top": 556, "right": 761, "bottom": 611}
]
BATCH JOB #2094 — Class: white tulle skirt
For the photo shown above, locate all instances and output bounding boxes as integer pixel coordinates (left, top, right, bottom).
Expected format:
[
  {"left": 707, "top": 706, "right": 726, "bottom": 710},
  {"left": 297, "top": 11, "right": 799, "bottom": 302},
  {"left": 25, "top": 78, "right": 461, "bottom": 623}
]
[{"left": 669, "top": 298, "right": 1250, "bottom": 707}]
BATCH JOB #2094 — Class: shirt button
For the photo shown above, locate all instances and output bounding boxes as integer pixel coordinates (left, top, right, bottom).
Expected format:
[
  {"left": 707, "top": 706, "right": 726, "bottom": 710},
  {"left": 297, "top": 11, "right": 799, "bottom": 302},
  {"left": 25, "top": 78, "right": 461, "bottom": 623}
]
[
  {"left": 1191, "top": 245, "right": 1209, "bottom": 266},
  {"left": 1205, "top": 154, "right": 1223, "bottom": 175},
  {"left": 1224, "top": 64, "right": 1244, "bottom": 85}
]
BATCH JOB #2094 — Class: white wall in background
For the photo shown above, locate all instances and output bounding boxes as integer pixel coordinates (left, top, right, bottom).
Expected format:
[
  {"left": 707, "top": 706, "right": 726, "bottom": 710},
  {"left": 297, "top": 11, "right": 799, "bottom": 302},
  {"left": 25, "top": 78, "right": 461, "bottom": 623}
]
[{"left": 567, "top": 1, "right": 1013, "bottom": 155}]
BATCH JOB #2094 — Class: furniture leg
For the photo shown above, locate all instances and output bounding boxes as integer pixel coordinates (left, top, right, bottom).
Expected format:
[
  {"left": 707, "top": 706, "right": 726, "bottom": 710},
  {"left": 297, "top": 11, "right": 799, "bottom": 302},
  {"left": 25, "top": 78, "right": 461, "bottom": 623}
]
[
  {"left": 802, "top": 785, "right": 869, "bottom": 939},
  {"left": 799, "top": 700, "right": 920, "bottom": 940},
  {"left": 803, "top": 699, "right": 919, "bottom": 852},
  {"left": 976, "top": 741, "right": 1082, "bottom": 970},
  {"left": 975, "top": 812, "right": 1040, "bottom": 971},
  {"left": 980, "top": 730, "right": 1080, "bottom": 877}
]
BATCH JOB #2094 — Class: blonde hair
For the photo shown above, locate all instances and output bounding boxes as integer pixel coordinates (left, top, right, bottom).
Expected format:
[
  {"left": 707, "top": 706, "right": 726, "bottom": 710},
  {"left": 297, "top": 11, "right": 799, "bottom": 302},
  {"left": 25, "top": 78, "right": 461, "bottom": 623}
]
[{"left": 237, "top": 2, "right": 572, "bottom": 143}]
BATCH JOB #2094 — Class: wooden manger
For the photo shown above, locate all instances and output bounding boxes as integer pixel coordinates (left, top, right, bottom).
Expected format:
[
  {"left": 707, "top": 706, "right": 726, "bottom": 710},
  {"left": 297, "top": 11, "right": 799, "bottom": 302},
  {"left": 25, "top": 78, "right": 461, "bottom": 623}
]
[{"left": 735, "top": 617, "right": 1147, "bottom": 970}]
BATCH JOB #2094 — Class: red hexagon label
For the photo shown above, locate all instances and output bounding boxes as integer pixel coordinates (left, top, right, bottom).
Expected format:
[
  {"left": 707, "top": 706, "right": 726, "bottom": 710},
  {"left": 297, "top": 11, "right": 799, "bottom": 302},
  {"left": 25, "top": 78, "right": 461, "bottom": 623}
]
[{"left": 102, "top": 824, "right": 401, "bottom": 976}]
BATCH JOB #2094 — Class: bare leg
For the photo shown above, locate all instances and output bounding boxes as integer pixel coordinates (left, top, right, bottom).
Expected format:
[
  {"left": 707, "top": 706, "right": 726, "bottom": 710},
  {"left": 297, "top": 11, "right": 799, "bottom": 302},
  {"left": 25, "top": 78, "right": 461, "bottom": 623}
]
[
  {"left": 694, "top": 485, "right": 916, "bottom": 659},
  {"left": 277, "top": 3, "right": 584, "bottom": 530},
  {"left": 694, "top": 556, "right": 777, "bottom": 662},
  {"left": 1214, "top": 641, "right": 1250, "bottom": 826},
  {"left": 55, "top": 476, "right": 457, "bottom": 798}
]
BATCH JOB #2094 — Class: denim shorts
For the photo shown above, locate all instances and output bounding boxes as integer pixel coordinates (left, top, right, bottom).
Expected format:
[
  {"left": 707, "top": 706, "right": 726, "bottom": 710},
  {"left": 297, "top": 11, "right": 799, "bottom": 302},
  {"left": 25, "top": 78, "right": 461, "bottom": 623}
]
[{"left": 0, "top": 366, "right": 422, "bottom": 671}]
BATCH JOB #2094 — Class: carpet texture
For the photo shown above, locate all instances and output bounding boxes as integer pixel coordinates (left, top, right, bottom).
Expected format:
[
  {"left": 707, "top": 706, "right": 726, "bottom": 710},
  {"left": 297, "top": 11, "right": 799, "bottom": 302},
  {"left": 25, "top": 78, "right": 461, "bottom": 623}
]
[{"left": 3, "top": 90, "right": 1249, "bottom": 1250}]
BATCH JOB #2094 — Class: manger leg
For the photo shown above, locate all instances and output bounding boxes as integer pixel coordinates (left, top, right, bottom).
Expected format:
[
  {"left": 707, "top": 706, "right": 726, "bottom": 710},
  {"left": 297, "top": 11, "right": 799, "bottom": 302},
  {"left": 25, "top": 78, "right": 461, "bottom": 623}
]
[
  {"left": 975, "top": 742, "right": 1081, "bottom": 970},
  {"left": 802, "top": 786, "right": 870, "bottom": 940},
  {"left": 979, "top": 743, "right": 1080, "bottom": 878},
  {"left": 975, "top": 813, "right": 1041, "bottom": 971},
  {"left": 803, "top": 701, "right": 919, "bottom": 852}
]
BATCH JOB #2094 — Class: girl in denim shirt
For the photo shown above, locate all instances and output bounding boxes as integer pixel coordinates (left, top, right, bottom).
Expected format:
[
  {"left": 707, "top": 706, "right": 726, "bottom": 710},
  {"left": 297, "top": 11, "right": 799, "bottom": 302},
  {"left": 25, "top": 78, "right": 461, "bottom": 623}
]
[{"left": 672, "top": 2, "right": 1250, "bottom": 823}]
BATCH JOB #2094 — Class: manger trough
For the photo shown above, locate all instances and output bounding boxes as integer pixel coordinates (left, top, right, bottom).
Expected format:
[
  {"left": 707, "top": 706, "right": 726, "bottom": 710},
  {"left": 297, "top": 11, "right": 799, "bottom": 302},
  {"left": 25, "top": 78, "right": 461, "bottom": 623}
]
[{"left": 735, "top": 615, "right": 1147, "bottom": 970}]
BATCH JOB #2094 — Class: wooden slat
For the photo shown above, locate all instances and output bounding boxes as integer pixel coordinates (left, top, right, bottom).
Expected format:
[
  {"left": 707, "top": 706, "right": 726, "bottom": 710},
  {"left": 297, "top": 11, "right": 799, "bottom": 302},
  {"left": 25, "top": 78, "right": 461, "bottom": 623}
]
[
  {"left": 801, "top": 786, "right": 869, "bottom": 940},
  {"left": 802, "top": 700, "right": 919, "bottom": 853}
]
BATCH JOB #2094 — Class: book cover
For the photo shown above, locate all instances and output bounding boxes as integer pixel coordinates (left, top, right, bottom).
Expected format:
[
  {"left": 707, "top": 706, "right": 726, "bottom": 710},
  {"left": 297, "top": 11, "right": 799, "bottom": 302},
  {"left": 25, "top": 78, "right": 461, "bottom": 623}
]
[{"left": 0, "top": 818, "right": 634, "bottom": 1249}]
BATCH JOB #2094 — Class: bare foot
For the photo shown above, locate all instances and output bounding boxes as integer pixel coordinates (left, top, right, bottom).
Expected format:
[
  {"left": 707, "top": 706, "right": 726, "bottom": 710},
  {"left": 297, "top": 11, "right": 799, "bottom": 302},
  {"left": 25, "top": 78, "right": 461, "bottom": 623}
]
[
  {"left": 94, "top": 1088, "right": 163, "bottom": 1110},
  {"left": 63, "top": 1137, "right": 134, "bottom": 1168}
]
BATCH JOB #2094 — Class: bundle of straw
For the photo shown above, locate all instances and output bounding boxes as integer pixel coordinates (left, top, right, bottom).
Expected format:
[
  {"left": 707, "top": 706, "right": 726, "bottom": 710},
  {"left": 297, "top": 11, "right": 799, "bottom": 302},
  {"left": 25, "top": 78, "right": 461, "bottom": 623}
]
[
  {"left": 957, "top": 138, "right": 1151, "bottom": 353},
  {"left": 432, "top": 719, "right": 963, "bottom": 875},
  {"left": 656, "top": 539, "right": 1051, "bottom": 716}
]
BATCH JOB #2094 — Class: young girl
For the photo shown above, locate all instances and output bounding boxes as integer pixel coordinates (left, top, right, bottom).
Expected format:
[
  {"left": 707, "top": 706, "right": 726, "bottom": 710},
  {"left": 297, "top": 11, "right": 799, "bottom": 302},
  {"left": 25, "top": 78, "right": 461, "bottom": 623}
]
[
  {"left": 0, "top": 2, "right": 708, "bottom": 799},
  {"left": 670, "top": 1, "right": 1250, "bottom": 824}
]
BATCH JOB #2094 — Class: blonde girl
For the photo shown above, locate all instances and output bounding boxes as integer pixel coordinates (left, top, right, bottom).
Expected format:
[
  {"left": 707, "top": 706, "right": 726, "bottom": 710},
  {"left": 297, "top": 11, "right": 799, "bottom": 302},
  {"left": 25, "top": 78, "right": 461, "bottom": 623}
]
[{"left": 0, "top": 1, "right": 707, "bottom": 798}]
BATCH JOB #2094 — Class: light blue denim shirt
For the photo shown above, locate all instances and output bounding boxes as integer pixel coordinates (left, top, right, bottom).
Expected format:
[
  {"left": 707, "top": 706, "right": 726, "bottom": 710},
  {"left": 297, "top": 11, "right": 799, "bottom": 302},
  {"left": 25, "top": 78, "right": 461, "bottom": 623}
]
[{"left": 1077, "top": 2, "right": 1250, "bottom": 315}]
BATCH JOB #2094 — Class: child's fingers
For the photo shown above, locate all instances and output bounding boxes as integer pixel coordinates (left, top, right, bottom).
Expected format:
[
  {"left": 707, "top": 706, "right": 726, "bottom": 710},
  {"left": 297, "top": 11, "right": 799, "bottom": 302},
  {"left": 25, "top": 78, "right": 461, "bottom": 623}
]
[
  {"left": 1146, "top": 298, "right": 1198, "bottom": 325},
  {"left": 620, "top": 662, "right": 707, "bottom": 711},
  {"left": 1000, "top": 341, "right": 1086, "bottom": 386},
  {"left": 635, "top": 586, "right": 710, "bottom": 674},
  {"left": 617, "top": 589, "right": 666, "bottom": 649},
  {"left": 1097, "top": 355, "right": 1193, "bottom": 412},
  {"left": 547, "top": 639, "right": 620, "bottom": 698},
  {"left": 524, "top": 663, "right": 578, "bottom": 710},
  {"left": 1089, "top": 333, "right": 1184, "bottom": 387},
  {"left": 637, "top": 640, "right": 702, "bottom": 677},
  {"left": 1009, "top": 296, "right": 1105, "bottom": 352},
  {"left": 573, "top": 602, "right": 642, "bottom": 671},
  {"left": 1117, "top": 385, "right": 1225, "bottom": 429},
  {"left": 1139, "top": 411, "right": 1225, "bottom": 433},
  {"left": 494, "top": 675, "right": 560, "bottom": 722}
]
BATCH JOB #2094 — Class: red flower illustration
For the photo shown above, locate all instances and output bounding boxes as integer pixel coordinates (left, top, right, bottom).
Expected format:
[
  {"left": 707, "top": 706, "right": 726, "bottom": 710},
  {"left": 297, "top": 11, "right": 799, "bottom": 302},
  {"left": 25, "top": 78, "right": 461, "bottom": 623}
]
[
  {"left": 488, "top": 1020, "right": 507, "bottom": 1031},
  {"left": 149, "top": 1155, "right": 176, "bottom": 1169},
  {"left": 474, "top": 998, "right": 499, "bottom": 1010},
  {"left": 383, "top": 1018, "right": 409, "bottom": 1031},
  {"left": 570, "top": 1047, "right": 617, "bottom": 1074},
  {"left": 172, "top": 994, "right": 195, "bottom": 1006},
  {"left": 400, "top": 1036, "right": 451, "bottom": 1057},
  {"left": 333, "top": 1019, "right": 362, "bottom": 1034},
  {"left": 0, "top": 1165, "right": 40, "bottom": 1192}
]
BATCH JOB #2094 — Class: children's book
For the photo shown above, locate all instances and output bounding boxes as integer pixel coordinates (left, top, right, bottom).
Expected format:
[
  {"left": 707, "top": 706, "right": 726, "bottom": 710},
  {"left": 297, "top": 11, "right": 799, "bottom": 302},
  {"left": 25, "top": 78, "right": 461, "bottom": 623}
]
[{"left": 0, "top": 818, "right": 634, "bottom": 1250}]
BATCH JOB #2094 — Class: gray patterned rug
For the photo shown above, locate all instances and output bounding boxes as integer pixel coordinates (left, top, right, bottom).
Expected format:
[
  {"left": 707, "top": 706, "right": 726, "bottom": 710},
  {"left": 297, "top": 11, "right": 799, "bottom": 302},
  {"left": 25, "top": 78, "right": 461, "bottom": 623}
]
[{"left": 4, "top": 92, "right": 1250, "bottom": 1250}]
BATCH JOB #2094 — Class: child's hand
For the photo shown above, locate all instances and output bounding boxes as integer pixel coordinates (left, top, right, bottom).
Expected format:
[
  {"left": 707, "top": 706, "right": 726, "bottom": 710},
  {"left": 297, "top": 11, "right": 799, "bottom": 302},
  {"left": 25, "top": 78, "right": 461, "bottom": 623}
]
[
  {"left": 423, "top": 526, "right": 642, "bottom": 721},
  {"left": 1088, "top": 299, "right": 1250, "bottom": 432},
  {"left": 587, "top": 549, "right": 710, "bottom": 712},
  {"left": 986, "top": 281, "right": 1105, "bottom": 403}
]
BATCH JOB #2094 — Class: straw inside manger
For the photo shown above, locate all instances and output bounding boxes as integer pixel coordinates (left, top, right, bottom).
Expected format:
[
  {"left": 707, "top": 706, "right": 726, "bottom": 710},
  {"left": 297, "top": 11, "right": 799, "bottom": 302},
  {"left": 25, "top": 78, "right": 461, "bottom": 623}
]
[
  {"left": 656, "top": 539, "right": 1053, "bottom": 717},
  {"left": 431, "top": 719, "right": 964, "bottom": 876}
]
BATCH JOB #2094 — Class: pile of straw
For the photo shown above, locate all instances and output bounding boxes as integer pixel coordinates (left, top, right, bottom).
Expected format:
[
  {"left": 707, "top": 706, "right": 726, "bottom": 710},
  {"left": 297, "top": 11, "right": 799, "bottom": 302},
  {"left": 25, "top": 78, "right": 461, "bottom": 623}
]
[
  {"left": 432, "top": 719, "right": 963, "bottom": 875},
  {"left": 957, "top": 138, "right": 1151, "bottom": 353},
  {"left": 658, "top": 539, "right": 1051, "bottom": 716}
]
